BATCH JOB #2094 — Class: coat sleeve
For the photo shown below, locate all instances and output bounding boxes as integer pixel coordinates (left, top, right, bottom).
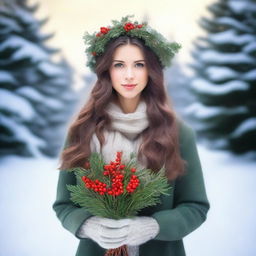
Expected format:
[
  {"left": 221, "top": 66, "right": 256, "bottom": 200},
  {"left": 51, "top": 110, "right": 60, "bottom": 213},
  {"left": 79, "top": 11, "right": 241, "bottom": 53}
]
[
  {"left": 52, "top": 170, "right": 93, "bottom": 238},
  {"left": 52, "top": 141, "right": 93, "bottom": 238},
  {"left": 151, "top": 121, "right": 210, "bottom": 241}
]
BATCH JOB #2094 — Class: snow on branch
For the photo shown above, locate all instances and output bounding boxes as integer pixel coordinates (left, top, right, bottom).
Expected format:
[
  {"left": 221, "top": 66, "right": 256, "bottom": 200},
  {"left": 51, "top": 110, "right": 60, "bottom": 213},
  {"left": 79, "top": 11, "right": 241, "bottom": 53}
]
[
  {"left": 215, "top": 17, "right": 253, "bottom": 33},
  {"left": 228, "top": 0, "right": 256, "bottom": 14},
  {"left": 209, "top": 29, "right": 255, "bottom": 45},
  {"left": 185, "top": 102, "right": 247, "bottom": 119},
  {"left": 0, "top": 115, "right": 45, "bottom": 157},
  {"left": 16, "top": 86, "right": 45, "bottom": 103},
  {"left": 0, "top": 70, "right": 18, "bottom": 85},
  {"left": 191, "top": 78, "right": 249, "bottom": 94},
  {"left": 243, "top": 42, "right": 256, "bottom": 54},
  {"left": 205, "top": 66, "right": 238, "bottom": 81},
  {"left": 231, "top": 118, "right": 256, "bottom": 138},
  {"left": 200, "top": 50, "right": 255, "bottom": 64},
  {"left": 0, "top": 35, "right": 49, "bottom": 62},
  {"left": 0, "top": 88, "right": 36, "bottom": 120},
  {"left": 38, "top": 62, "right": 65, "bottom": 77}
]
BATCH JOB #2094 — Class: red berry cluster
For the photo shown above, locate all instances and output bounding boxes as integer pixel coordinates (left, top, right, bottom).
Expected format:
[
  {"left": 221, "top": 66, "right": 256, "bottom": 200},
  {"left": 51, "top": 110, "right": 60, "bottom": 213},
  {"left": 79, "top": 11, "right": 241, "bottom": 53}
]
[
  {"left": 92, "top": 22, "right": 144, "bottom": 56},
  {"left": 81, "top": 152, "right": 140, "bottom": 196},
  {"left": 106, "top": 172, "right": 124, "bottom": 196},
  {"left": 126, "top": 170, "right": 140, "bottom": 193},
  {"left": 103, "top": 152, "right": 125, "bottom": 196},
  {"left": 96, "top": 26, "right": 111, "bottom": 37},
  {"left": 124, "top": 22, "right": 144, "bottom": 32},
  {"left": 82, "top": 176, "right": 107, "bottom": 195}
]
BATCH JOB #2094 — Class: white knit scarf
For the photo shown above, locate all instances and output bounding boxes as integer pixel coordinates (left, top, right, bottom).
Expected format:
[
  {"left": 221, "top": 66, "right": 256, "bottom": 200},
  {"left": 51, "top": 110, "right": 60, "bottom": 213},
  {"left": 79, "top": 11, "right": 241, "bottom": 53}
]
[
  {"left": 90, "top": 99, "right": 149, "bottom": 169},
  {"left": 89, "top": 99, "right": 149, "bottom": 256}
]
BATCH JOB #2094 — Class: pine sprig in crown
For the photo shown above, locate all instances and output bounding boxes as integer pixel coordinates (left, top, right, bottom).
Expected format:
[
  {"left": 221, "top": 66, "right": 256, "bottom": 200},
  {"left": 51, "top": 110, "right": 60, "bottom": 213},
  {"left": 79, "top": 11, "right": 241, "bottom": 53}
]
[{"left": 83, "top": 14, "right": 182, "bottom": 72}]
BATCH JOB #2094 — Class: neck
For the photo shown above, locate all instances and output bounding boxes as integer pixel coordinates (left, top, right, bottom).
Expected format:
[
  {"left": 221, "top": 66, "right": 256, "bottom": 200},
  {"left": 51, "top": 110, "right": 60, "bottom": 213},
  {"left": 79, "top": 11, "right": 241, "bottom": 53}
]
[{"left": 115, "top": 96, "right": 142, "bottom": 113}]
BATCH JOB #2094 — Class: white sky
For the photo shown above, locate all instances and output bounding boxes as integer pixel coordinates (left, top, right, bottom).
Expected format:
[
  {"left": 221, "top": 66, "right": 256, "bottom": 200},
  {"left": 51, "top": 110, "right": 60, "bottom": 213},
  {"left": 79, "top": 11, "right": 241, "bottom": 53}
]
[{"left": 28, "top": 0, "right": 215, "bottom": 81}]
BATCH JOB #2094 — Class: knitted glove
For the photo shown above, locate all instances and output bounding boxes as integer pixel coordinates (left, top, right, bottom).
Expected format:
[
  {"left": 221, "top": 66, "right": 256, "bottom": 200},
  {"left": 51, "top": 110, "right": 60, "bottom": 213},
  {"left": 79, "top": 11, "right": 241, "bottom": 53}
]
[
  {"left": 125, "top": 216, "right": 160, "bottom": 246},
  {"left": 77, "top": 216, "right": 159, "bottom": 249},
  {"left": 77, "top": 216, "right": 130, "bottom": 249}
]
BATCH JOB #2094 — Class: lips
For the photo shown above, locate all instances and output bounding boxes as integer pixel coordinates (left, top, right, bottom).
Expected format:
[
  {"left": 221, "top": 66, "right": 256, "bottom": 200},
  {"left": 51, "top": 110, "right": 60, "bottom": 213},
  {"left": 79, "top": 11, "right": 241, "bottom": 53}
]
[{"left": 122, "top": 84, "right": 137, "bottom": 87}]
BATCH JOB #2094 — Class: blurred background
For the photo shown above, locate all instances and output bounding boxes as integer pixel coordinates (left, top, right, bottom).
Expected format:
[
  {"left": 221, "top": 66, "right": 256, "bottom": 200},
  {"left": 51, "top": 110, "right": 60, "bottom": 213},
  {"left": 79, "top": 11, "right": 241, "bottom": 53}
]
[{"left": 0, "top": 0, "right": 256, "bottom": 255}]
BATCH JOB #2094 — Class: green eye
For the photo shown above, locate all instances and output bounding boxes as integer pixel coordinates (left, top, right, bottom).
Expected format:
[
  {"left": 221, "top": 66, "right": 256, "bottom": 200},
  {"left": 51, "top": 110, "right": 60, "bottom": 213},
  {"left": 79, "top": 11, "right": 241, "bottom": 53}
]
[
  {"left": 136, "top": 63, "right": 144, "bottom": 67},
  {"left": 114, "top": 63, "right": 123, "bottom": 68}
]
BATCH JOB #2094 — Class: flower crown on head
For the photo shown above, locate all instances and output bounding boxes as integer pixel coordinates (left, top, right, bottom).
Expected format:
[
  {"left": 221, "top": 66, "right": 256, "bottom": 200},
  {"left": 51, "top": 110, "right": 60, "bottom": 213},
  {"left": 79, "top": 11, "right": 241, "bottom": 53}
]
[{"left": 83, "top": 14, "right": 182, "bottom": 72}]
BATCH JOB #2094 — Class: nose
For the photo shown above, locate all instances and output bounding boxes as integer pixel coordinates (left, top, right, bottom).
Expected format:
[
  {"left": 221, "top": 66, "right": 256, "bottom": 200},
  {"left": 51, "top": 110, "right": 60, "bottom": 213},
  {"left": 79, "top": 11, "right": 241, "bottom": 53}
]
[{"left": 125, "top": 66, "right": 134, "bottom": 81}]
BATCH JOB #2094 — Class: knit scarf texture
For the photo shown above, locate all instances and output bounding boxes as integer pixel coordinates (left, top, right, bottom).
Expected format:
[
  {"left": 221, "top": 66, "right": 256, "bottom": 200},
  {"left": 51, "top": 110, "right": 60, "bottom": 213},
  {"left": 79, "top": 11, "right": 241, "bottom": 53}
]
[
  {"left": 90, "top": 99, "right": 149, "bottom": 169},
  {"left": 90, "top": 99, "right": 149, "bottom": 256}
]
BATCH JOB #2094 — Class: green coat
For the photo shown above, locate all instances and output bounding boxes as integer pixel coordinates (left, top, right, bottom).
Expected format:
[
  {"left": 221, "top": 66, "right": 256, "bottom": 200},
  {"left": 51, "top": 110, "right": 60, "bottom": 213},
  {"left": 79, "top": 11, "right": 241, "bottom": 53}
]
[{"left": 52, "top": 120, "right": 210, "bottom": 256}]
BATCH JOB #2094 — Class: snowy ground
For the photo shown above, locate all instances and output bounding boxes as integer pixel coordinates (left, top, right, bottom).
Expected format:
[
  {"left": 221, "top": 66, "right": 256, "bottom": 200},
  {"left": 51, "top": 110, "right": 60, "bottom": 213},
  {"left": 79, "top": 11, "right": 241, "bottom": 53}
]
[{"left": 0, "top": 144, "right": 255, "bottom": 256}]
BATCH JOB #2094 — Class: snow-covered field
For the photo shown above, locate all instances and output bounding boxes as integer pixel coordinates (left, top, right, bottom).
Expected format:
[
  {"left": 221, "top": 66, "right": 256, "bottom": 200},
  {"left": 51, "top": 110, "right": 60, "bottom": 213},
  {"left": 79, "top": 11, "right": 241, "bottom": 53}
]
[{"left": 0, "top": 144, "right": 255, "bottom": 256}]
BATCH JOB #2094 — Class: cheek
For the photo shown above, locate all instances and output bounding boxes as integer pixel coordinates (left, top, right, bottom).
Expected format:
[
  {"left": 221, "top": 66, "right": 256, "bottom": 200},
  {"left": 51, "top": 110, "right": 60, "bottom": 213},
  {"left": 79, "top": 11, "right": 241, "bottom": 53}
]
[{"left": 110, "top": 70, "right": 122, "bottom": 84}]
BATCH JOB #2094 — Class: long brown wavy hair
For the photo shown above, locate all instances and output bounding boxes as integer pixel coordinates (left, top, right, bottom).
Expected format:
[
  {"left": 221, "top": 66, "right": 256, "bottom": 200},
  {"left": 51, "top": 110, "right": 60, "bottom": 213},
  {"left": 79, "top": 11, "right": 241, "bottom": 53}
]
[{"left": 59, "top": 35, "right": 187, "bottom": 181}]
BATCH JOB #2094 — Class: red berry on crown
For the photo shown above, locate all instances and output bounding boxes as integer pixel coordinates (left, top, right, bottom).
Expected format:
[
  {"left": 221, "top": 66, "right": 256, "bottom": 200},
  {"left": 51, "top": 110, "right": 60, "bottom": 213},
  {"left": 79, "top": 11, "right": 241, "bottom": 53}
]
[
  {"left": 123, "top": 22, "right": 135, "bottom": 32},
  {"left": 100, "top": 26, "right": 111, "bottom": 34}
]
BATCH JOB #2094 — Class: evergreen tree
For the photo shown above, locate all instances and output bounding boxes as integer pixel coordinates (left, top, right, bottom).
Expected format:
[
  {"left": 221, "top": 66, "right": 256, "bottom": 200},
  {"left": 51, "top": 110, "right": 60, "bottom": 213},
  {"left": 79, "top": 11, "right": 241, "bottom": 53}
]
[
  {"left": 165, "top": 63, "right": 195, "bottom": 123},
  {"left": 0, "top": 0, "right": 79, "bottom": 157},
  {"left": 187, "top": 0, "right": 256, "bottom": 155}
]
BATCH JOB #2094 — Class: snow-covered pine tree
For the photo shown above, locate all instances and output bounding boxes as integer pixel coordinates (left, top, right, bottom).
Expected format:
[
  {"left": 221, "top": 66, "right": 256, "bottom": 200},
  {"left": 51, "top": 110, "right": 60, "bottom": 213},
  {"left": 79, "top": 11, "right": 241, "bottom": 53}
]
[
  {"left": 164, "top": 63, "right": 196, "bottom": 123},
  {"left": 186, "top": 0, "right": 256, "bottom": 155},
  {"left": 0, "top": 0, "right": 79, "bottom": 157}
]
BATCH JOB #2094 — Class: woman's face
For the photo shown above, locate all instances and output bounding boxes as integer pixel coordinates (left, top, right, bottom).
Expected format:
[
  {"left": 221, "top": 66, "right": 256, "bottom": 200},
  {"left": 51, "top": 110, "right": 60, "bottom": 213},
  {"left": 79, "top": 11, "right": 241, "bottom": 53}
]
[{"left": 109, "top": 44, "right": 149, "bottom": 104}]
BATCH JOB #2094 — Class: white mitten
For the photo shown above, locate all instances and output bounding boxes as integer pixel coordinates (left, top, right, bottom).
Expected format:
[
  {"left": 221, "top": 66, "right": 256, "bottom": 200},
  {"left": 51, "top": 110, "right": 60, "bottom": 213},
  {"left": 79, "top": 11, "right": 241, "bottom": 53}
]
[
  {"left": 125, "top": 216, "right": 159, "bottom": 246},
  {"left": 77, "top": 216, "right": 130, "bottom": 249}
]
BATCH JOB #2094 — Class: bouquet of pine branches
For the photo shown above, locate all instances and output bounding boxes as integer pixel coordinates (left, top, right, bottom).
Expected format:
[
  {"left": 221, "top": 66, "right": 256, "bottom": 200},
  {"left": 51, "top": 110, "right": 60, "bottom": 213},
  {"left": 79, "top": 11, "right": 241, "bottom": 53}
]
[{"left": 67, "top": 151, "right": 172, "bottom": 256}]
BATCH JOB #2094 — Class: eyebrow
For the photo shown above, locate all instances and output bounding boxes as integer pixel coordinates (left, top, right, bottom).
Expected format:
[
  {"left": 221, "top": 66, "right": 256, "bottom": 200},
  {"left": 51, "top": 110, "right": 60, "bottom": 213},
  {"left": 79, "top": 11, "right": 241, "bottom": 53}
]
[{"left": 113, "top": 60, "right": 145, "bottom": 62}]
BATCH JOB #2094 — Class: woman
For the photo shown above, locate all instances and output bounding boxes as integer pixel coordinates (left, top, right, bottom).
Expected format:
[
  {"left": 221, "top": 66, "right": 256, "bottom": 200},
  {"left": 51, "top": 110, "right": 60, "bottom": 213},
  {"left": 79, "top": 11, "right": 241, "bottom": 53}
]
[{"left": 53, "top": 15, "right": 210, "bottom": 256}]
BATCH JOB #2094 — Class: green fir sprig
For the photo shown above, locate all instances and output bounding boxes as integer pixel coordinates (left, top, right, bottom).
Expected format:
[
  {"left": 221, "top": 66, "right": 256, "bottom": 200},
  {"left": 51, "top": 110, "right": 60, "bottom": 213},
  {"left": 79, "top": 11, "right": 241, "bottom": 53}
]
[
  {"left": 66, "top": 151, "right": 172, "bottom": 219},
  {"left": 83, "top": 14, "right": 182, "bottom": 72}
]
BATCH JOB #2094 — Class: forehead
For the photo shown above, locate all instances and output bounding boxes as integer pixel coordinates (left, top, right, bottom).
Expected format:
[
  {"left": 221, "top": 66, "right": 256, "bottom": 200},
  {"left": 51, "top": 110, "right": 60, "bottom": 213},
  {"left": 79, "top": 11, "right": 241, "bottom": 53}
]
[{"left": 112, "top": 44, "right": 145, "bottom": 60}]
